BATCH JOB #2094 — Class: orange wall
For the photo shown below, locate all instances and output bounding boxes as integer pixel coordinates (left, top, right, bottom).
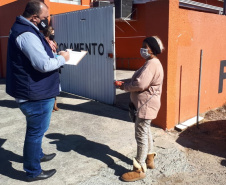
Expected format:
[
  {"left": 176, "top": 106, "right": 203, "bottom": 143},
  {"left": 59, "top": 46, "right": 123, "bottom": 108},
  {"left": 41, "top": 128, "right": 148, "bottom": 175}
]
[
  {"left": 168, "top": 0, "right": 226, "bottom": 129},
  {"left": 145, "top": 1, "right": 169, "bottom": 129},
  {"left": 81, "top": 0, "right": 90, "bottom": 6},
  {"left": 0, "top": 0, "right": 90, "bottom": 78},
  {"left": 115, "top": 0, "right": 224, "bottom": 70},
  {"left": 116, "top": 0, "right": 226, "bottom": 129},
  {"left": 1, "top": 0, "right": 226, "bottom": 130},
  {"left": 115, "top": 1, "right": 169, "bottom": 129},
  {"left": 115, "top": 4, "right": 146, "bottom": 70},
  {"left": 50, "top": 2, "right": 89, "bottom": 15},
  {"left": 0, "top": 0, "right": 30, "bottom": 78}
]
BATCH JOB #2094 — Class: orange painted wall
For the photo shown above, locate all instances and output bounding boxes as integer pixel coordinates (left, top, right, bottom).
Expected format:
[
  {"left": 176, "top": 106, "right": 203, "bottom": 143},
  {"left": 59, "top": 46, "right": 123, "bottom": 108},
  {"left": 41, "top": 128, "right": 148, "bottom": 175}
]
[
  {"left": 116, "top": 0, "right": 226, "bottom": 129},
  {"left": 115, "top": 4, "right": 146, "bottom": 70},
  {"left": 1, "top": 0, "right": 225, "bottom": 130},
  {"left": 167, "top": 0, "right": 226, "bottom": 129},
  {"left": 0, "top": 0, "right": 90, "bottom": 78},
  {"left": 81, "top": 0, "right": 90, "bottom": 6},
  {"left": 145, "top": 1, "right": 169, "bottom": 129},
  {"left": 115, "top": 1, "right": 169, "bottom": 129},
  {"left": 50, "top": 2, "right": 89, "bottom": 15},
  {"left": 0, "top": 0, "right": 30, "bottom": 78}
]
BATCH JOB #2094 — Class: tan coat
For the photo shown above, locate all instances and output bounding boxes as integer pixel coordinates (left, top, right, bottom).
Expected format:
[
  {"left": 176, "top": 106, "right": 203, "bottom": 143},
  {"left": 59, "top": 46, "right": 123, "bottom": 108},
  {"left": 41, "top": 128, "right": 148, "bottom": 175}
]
[{"left": 124, "top": 58, "right": 164, "bottom": 120}]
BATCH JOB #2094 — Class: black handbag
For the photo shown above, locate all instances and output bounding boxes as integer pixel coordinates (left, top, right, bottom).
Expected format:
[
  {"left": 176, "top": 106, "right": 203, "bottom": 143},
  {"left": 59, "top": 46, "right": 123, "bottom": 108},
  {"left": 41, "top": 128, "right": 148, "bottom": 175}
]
[{"left": 129, "top": 102, "right": 137, "bottom": 123}]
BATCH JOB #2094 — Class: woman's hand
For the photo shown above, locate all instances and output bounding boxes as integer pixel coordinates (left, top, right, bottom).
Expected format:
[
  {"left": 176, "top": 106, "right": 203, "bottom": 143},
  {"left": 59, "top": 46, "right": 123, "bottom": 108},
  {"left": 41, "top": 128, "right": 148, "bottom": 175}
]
[
  {"left": 119, "top": 83, "right": 125, "bottom": 90},
  {"left": 114, "top": 81, "right": 125, "bottom": 90}
]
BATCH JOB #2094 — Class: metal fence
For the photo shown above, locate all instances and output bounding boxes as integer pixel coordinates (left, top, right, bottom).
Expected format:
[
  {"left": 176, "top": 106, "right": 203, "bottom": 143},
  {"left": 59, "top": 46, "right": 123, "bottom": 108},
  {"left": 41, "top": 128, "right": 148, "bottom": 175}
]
[{"left": 52, "top": 6, "right": 116, "bottom": 104}]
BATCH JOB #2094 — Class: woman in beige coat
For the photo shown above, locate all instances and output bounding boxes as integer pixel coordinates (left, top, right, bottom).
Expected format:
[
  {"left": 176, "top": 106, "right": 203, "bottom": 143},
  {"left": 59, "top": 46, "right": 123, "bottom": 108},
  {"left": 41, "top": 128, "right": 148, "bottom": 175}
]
[{"left": 116, "top": 36, "right": 164, "bottom": 182}]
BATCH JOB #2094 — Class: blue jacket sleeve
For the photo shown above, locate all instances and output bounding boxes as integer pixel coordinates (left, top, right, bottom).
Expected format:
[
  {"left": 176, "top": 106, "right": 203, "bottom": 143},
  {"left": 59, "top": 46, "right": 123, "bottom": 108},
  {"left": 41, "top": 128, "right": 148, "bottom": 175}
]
[{"left": 16, "top": 32, "right": 65, "bottom": 73}]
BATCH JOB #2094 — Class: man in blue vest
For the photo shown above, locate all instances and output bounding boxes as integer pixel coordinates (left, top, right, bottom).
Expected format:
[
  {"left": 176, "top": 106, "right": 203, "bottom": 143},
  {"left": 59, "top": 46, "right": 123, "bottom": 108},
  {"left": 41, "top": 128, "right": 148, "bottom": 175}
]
[{"left": 6, "top": 0, "right": 69, "bottom": 182}]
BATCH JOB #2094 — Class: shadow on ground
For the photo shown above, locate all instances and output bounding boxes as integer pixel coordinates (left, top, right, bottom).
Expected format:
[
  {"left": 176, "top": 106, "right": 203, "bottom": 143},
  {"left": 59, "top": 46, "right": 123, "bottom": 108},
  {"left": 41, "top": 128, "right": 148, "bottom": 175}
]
[
  {"left": 46, "top": 133, "right": 132, "bottom": 176},
  {"left": 0, "top": 78, "right": 5, "bottom": 85},
  {"left": 176, "top": 120, "right": 226, "bottom": 166},
  {"left": 0, "top": 100, "right": 18, "bottom": 109},
  {"left": 115, "top": 92, "right": 130, "bottom": 111},
  {"left": 0, "top": 80, "right": 132, "bottom": 122},
  {"left": 57, "top": 99, "right": 131, "bottom": 122},
  {"left": 59, "top": 92, "right": 89, "bottom": 100},
  {"left": 0, "top": 138, "right": 25, "bottom": 181}
]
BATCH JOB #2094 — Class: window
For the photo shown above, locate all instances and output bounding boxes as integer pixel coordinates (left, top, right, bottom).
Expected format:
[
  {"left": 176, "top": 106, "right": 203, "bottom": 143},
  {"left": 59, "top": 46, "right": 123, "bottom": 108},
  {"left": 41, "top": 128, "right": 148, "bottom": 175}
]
[{"left": 50, "top": 0, "right": 81, "bottom": 5}]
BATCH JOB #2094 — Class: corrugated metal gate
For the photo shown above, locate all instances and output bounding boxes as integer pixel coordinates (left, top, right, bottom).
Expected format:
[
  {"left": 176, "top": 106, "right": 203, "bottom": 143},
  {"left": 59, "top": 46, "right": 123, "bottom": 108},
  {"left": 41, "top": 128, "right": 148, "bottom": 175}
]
[{"left": 52, "top": 6, "right": 116, "bottom": 104}]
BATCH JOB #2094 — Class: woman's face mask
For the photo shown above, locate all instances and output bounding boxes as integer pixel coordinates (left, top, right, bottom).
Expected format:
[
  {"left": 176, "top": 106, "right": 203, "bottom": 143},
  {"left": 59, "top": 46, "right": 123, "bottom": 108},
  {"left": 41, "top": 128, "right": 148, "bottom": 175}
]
[
  {"left": 49, "top": 34, "right": 55, "bottom": 41},
  {"left": 140, "top": 48, "right": 150, "bottom": 59}
]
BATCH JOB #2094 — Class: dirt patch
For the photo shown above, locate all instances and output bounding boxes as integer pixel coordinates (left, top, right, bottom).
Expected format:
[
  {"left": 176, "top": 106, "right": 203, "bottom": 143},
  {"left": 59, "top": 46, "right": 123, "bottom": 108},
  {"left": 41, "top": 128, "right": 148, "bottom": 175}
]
[
  {"left": 78, "top": 106, "right": 226, "bottom": 185},
  {"left": 204, "top": 105, "right": 226, "bottom": 120},
  {"left": 172, "top": 106, "right": 226, "bottom": 185}
]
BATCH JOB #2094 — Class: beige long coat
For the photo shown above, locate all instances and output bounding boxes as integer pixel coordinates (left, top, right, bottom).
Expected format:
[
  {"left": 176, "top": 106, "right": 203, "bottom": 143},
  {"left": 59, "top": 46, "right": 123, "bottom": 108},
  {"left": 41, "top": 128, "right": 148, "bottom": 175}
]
[{"left": 124, "top": 58, "right": 164, "bottom": 120}]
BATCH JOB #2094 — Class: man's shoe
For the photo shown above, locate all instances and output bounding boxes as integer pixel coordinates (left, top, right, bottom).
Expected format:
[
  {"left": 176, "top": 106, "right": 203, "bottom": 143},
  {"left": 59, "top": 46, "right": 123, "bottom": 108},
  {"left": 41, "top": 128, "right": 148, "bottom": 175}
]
[
  {"left": 27, "top": 169, "right": 56, "bottom": 182},
  {"left": 40, "top": 153, "right": 56, "bottom": 162}
]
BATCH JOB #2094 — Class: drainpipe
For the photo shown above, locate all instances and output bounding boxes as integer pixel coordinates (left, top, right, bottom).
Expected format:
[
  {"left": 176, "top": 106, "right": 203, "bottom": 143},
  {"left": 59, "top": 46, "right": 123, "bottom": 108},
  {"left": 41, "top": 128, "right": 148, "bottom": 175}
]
[
  {"left": 224, "top": 0, "right": 226, "bottom": 15},
  {"left": 197, "top": 50, "right": 203, "bottom": 128}
]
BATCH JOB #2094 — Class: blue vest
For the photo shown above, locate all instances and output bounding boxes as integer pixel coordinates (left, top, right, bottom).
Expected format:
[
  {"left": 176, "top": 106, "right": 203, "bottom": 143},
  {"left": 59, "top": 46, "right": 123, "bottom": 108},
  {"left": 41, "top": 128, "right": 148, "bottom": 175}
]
[{"left": 6, "top": 17, "right": 60, "bottom": 100}]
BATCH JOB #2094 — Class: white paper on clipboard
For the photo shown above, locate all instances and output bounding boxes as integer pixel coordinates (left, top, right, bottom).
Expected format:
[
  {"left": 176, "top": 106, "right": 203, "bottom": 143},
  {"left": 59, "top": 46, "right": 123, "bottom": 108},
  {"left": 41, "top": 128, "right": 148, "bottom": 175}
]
[{"left": 66, "top": 50, "right": 88, "bottom": 65}]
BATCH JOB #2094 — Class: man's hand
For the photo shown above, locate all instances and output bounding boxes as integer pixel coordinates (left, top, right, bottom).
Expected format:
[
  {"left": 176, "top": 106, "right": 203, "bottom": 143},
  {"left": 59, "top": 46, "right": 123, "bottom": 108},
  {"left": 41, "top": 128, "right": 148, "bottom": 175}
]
[{"left": 58, "top": 51, "right": 70, "bottom": 61}]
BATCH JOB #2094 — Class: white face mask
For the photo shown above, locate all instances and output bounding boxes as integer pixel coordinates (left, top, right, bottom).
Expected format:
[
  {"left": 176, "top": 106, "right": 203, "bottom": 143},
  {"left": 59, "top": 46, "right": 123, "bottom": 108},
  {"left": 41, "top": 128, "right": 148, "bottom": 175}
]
[{"left": 140, "top": 48, "right": 150, "bottom": 59}]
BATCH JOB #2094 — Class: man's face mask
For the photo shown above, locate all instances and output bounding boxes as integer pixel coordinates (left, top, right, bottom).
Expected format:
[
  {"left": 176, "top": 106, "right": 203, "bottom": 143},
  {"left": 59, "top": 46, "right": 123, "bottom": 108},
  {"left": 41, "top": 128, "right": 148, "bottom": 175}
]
[
  {"left": 37, "top": 18, "right": 48, "bottom": 30},
  {"left": 140, "top": 48, "right": 150, "bottom": 59},
  {"left": 49, "top": 34, "right": 55, "bottom": 41}
]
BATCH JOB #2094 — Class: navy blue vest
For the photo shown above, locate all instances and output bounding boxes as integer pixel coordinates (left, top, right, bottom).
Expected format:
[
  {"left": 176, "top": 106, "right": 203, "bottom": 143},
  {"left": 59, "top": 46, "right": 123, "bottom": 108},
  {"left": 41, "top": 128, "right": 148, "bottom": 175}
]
[{"left": 6, "top": 16, "right": 60, "bottom": 100}]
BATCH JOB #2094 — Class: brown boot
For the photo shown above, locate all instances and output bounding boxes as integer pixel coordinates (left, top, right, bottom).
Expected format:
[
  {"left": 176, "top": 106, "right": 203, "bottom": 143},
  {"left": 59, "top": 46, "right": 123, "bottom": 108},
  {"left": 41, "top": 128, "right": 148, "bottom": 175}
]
[
  {"left": 121, "top": 158, "right": 146, "bottom": 182},
  {"left": 146, "top": 152, "right": 157, "bottom": 169}
]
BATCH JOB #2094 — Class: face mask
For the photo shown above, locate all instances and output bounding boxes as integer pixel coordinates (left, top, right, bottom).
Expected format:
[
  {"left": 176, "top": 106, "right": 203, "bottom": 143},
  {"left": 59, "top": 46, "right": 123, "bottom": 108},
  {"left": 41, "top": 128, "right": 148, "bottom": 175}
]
[
  {"left": 37, "top": 18, "right": 48, "bottom": 30},
  {"left": 49, "top": 34, "right": 55, "bottom": 40},
  {"left": 140, "top": 48, "right": 150, "bottom": 59}
]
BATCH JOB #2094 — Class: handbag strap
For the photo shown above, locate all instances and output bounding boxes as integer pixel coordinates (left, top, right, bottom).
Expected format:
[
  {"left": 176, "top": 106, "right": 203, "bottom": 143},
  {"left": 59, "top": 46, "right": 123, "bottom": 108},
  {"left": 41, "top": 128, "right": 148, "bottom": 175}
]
[{"left": 137, "top": 81, "right": 163, "bottom": 113}]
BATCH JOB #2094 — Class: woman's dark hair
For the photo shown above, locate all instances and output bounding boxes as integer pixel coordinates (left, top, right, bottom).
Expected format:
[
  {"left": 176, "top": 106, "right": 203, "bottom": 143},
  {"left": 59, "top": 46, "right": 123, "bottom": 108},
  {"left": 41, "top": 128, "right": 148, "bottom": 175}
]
[
  {"left": 43, "top": 26, "right": 54, "bottom": 38},
  {"left": 144, "top": 36, "right": 164, "bottom": 55},
  {"left": 22, "top": 0, "right": 47, "bottom": 18}
]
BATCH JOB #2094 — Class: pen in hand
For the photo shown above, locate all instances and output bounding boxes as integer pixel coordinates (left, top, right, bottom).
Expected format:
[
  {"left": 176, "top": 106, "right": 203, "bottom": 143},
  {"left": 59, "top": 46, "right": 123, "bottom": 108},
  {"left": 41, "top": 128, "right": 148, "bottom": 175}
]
[{"left": 58, "top": 50, "right": 70, "bottom": 61}]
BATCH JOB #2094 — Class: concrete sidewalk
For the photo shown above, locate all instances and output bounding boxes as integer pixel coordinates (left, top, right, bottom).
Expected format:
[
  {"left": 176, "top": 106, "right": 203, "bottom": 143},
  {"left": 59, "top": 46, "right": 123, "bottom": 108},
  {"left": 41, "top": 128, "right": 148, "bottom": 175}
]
[{"left": 0, "top": 77, "right": 191, "bottom": 185}]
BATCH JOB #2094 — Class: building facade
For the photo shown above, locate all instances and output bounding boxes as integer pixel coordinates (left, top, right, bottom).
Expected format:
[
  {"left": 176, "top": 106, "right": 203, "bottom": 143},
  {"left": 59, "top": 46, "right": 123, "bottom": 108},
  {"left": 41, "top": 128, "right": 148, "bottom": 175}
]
[{"left": 1, "top": 0, "right": 226, "bottom": 129}]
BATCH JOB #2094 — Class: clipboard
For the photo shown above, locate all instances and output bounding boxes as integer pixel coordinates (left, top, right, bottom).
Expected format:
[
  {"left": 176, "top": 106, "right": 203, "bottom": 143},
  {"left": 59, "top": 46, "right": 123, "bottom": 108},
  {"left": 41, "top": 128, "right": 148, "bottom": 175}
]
[{"left": 65, "top": 50, "right": 88, "bottom": 65}]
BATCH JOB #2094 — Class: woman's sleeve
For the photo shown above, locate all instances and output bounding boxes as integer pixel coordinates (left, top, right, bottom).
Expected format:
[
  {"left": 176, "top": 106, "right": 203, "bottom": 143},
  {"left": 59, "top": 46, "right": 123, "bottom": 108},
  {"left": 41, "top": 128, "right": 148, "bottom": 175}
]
[{"left": 124, "top": 64, "right": 156, "bottom": 92}]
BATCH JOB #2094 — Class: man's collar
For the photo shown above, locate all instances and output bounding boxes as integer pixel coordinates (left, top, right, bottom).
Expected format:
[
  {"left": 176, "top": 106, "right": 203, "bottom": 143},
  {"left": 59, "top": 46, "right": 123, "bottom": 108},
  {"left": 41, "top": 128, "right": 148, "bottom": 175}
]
[{"left": 18, "top": 15, "right": 40, "bottom": 31}]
